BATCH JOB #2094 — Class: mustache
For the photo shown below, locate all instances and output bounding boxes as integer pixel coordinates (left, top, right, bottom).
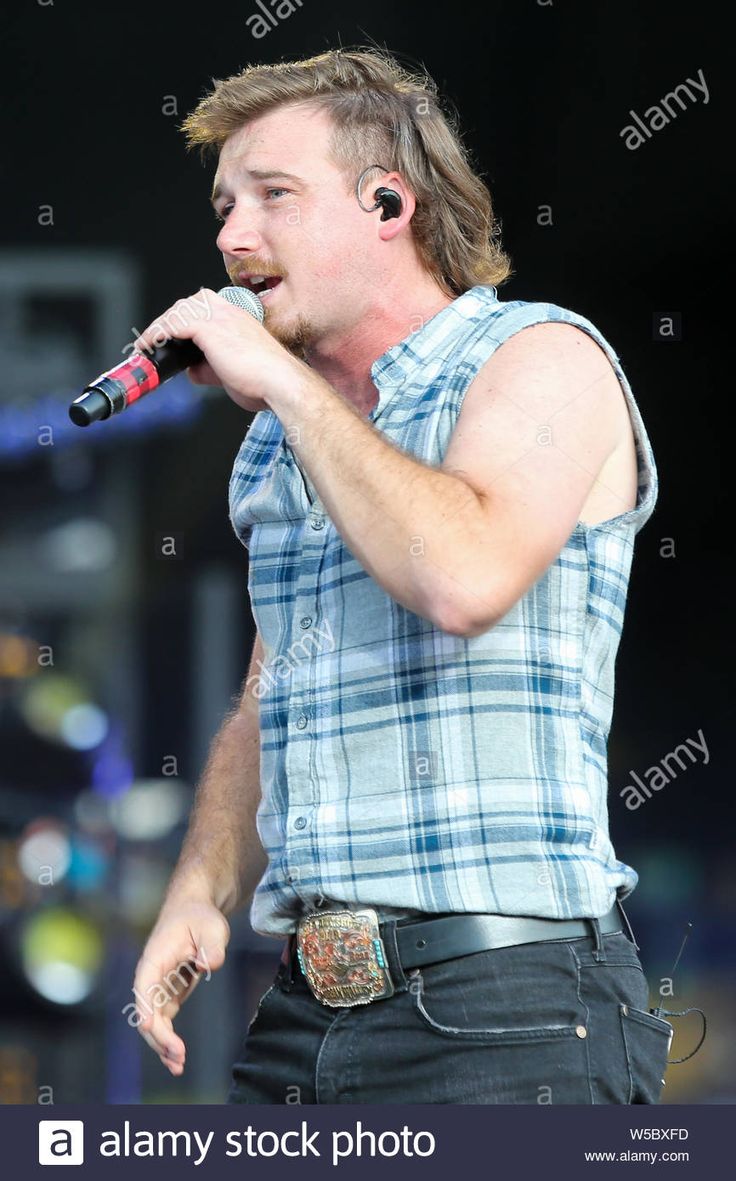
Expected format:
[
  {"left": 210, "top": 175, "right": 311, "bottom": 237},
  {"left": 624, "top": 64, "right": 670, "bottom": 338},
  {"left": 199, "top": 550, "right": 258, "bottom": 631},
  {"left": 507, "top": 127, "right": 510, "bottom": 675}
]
[{"left": 228, "top": 264, "right": 283, "bottom": 282}]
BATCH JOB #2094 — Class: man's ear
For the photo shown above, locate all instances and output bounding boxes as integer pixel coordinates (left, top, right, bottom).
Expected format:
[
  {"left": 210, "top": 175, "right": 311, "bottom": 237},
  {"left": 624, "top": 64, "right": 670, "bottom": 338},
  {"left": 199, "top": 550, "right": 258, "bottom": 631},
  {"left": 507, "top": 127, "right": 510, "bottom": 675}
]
[{"left": 373, "top": 173, "right": 415, "bottom": 240}]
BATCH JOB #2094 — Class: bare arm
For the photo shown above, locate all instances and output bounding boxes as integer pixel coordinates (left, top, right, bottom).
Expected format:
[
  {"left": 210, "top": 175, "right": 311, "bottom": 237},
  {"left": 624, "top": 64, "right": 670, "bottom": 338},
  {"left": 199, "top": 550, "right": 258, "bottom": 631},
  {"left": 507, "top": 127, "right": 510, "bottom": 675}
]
[
  {"left": 264, "top": 325, "right": 627, "bottom": 637},
  {"left": 165, "top": 628, "right": 268, "bottom": 917},
  {"left": 133, "top": 629, "right": 269, "bottom": 1076}
]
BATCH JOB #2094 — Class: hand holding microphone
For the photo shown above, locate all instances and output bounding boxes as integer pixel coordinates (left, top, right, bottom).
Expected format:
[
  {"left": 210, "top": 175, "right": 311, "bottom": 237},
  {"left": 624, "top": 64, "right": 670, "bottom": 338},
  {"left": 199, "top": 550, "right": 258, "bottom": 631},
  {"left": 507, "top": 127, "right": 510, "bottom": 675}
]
[{"left": 69, "top": 285, "right": 270, "bottom": 425}]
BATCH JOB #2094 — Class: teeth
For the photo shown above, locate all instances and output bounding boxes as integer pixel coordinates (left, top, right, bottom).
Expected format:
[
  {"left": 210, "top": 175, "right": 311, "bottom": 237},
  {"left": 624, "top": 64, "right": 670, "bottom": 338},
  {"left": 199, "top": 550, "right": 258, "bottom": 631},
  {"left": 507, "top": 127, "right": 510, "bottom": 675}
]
[{"left": 237, "top": 274, "right": 281, "bottom": 294}]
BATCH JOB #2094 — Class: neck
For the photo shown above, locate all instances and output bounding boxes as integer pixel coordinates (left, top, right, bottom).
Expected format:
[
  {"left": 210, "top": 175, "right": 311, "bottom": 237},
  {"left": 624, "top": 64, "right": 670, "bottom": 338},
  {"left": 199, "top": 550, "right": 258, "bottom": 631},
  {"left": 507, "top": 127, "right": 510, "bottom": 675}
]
[{"left": 304, "top": 277, "right": 455, "bottom": 417}]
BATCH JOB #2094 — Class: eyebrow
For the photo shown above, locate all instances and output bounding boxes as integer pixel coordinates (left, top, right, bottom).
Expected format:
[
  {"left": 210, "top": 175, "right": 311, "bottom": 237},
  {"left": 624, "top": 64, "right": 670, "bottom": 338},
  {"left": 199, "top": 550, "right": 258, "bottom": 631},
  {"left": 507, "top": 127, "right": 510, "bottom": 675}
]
[{"left": 210, "top": 169, "right": 305, "bottom": 206}]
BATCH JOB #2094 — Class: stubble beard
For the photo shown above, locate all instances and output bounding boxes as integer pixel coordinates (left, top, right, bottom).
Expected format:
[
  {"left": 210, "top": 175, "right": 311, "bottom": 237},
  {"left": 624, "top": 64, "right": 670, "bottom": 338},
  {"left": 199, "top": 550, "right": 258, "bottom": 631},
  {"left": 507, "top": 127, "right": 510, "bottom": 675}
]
[{"left": 262, "top": 305, "right": 314, "bottom": 361}]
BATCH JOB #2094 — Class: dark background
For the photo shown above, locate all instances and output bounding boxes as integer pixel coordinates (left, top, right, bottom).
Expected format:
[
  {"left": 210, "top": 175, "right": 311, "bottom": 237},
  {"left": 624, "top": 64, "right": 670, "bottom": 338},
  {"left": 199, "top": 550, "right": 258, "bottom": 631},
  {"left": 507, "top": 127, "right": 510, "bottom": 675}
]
[{"left": 0, "top": 0, "right": 731, "bottom": 1104}]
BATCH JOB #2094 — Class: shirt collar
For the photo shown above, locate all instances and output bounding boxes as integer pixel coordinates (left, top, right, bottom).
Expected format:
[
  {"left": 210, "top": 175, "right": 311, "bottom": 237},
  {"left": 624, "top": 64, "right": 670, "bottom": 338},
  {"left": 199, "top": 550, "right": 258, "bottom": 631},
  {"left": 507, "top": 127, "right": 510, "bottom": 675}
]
[{"left": 369, "top": 284, "right": 499, "bottom": 397}]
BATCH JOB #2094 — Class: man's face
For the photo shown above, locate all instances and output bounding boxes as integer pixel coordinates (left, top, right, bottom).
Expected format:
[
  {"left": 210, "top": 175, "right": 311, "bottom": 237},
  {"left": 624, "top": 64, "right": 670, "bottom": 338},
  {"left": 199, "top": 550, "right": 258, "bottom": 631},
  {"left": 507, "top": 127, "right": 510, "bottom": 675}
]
[{"left": 212, "top": 103, "right": 379, "bottom": 355}]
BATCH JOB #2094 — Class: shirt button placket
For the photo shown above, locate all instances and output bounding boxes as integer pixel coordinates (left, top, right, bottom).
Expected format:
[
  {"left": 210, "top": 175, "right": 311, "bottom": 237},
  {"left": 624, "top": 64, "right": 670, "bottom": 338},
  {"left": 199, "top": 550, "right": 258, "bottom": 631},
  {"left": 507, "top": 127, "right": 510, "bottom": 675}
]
[{"left": 284, "top": 504, "right": 327, "bottom": 895}]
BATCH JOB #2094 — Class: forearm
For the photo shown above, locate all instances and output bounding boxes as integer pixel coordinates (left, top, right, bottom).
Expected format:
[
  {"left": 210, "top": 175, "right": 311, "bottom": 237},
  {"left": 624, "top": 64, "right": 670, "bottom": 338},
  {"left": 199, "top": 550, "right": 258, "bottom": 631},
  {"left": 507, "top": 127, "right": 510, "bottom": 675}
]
[
  {"left": 271, "top": 370, "right": 488, "bottom": 632},
  {"left": 164, "top": 654, "right": 268, "bottom": 917}
]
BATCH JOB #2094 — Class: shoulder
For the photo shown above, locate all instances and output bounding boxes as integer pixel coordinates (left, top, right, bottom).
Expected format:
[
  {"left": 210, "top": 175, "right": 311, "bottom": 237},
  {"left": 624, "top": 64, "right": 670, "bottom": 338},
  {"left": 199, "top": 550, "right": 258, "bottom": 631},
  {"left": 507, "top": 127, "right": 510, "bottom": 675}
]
[
  {"left": 444, "top": 312, "right": 633, "bottom": 511},
  {"left": 468, "top": 292, "right": 618, "bottom": 368},
  {"left": 472, "top": 312, "right": 625, "bottom": 413},
  {"left": 495, "top": 315, "right": 619, "bottom": 383},
  {"left": 487, "top": 314, "right": 610, "bottom": 359}
]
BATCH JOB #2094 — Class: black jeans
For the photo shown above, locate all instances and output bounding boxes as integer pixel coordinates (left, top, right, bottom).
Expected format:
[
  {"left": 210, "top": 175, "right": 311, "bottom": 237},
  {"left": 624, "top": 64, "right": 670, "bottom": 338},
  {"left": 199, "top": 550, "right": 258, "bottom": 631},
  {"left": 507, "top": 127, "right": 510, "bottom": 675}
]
[{"left": 227, "top": 909, "right": 673, "bottom": 1104}]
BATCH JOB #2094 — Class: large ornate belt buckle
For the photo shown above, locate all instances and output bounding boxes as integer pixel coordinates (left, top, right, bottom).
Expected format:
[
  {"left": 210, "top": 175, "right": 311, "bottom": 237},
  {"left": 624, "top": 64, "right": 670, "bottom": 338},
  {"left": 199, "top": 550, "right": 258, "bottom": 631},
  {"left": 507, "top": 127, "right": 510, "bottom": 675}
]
[{"left": 296, "top": 908, "right": 395, "bottom": 1008}]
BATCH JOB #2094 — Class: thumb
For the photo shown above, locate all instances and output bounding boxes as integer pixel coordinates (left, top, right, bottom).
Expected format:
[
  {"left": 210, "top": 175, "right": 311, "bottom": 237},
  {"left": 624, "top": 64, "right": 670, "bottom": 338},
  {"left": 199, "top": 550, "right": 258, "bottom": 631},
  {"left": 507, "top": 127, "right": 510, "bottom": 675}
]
[
  {"left": 193, "top": 938, "right": 227, "bottom": 980},
  {"left": 190, "top": 913, "right": 230, "bottom": 980}
]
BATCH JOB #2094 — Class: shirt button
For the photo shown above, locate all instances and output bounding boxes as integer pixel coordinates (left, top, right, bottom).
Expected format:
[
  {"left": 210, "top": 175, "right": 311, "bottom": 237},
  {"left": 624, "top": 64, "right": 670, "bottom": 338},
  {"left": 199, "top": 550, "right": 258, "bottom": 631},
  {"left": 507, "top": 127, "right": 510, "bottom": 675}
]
[
  {"left": 299, "top": 616, "right": 312, "bottom": 629},
  {"left": 294, "top": 816, "right": 308, "bottom": 830},
  {"left": 311, "top": 517, "right": 325, "bottom": 530},
  {"left": 575, "top": 1025, "right": 588, "bottom": 1039},
  {"left": 295, "top": 714, "right": 308, "bottom": 730}
]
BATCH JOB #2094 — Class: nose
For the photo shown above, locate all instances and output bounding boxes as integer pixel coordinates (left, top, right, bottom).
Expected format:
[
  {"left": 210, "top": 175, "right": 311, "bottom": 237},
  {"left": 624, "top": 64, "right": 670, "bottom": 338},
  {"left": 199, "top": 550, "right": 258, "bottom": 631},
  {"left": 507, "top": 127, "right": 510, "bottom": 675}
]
[{"left": 216, "top": 202, "right": 264, "bottom": 257}]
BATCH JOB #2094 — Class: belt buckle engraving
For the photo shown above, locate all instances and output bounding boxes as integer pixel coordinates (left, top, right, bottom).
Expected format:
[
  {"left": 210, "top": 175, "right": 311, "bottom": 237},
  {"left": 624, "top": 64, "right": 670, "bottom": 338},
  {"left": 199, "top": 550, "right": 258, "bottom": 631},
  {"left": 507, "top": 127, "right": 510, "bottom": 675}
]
[{"left": 296, "top": 908, "right": 394, "bottom": 1008}]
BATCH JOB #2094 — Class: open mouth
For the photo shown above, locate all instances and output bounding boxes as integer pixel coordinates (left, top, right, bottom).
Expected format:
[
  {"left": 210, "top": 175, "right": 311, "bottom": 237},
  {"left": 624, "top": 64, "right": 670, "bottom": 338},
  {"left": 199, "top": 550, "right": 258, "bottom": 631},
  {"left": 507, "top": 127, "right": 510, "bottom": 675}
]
[{"left": 237, "top": 274, "right": 283, "bottom": 298}]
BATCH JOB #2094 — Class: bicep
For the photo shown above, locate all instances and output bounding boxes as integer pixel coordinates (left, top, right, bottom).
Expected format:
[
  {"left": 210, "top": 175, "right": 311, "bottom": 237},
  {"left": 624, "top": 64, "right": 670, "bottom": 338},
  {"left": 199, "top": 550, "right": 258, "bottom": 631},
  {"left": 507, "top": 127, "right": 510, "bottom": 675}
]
[{"left": 441, "top": 323, "right": 627, "bottom": 628}]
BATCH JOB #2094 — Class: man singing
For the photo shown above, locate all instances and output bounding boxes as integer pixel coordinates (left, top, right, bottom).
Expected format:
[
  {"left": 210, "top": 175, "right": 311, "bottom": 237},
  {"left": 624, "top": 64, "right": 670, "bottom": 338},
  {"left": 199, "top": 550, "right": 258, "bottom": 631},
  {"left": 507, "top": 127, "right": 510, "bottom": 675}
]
[{"left": 133, "top": 47, "right": 673, "bottom": 1103}]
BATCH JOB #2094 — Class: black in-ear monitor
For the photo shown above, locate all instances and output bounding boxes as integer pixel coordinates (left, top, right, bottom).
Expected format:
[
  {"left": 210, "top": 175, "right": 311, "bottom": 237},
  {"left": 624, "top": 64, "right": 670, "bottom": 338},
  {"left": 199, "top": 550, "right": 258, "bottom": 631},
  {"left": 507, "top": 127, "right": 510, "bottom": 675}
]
[
  {"left": 374, "top": 187, "right": 402, "bottom": 221},
  {"left": 355, "top": 165, "right": 403, "bottom": 221}
]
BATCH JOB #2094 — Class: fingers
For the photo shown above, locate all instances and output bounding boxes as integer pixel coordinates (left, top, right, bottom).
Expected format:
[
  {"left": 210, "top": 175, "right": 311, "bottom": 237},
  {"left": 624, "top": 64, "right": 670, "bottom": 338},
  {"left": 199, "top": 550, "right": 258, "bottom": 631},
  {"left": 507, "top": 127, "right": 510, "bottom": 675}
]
[
  {"left": 133, "top": 290, "right": 214, "bottom": 355},
  {"left": 187, "top": 360, "right": 221, "bottom": 387},
  {"left": 133, "top": 954, "right": 204, "bottom": 1075},
  {"left": 137, "top": 1008, "right": 187, "bottom": 1076},
  {"left": 135, "top": 972, "right": 203, "bottom": 1075},
  {"left": 132, "top": 904, "right": 230, "bottom": 1076}
]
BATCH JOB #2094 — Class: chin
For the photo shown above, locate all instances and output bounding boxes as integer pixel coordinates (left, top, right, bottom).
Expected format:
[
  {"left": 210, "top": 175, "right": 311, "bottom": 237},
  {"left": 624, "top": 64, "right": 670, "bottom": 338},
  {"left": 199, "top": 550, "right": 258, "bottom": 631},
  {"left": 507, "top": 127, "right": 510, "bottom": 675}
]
[{"left": 264, "top": 309, "right": 314, "bottom": 358}]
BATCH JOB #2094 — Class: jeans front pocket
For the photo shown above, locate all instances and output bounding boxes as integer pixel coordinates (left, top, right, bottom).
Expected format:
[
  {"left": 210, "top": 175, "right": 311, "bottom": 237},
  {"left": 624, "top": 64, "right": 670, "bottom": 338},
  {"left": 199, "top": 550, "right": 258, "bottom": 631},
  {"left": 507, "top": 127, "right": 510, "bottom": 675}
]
[
  {"left": 407, "top": 953, "right": 591, "bottom": 1103},
  {"left": 409, "top": 941, "right": 585, "bottom": 1042},
  {"left": 412, "top": 967, "right": 583, "bottom": 1044},
  {"left": 620, "top": 1003, "right": 674, "bottom": 1103}
]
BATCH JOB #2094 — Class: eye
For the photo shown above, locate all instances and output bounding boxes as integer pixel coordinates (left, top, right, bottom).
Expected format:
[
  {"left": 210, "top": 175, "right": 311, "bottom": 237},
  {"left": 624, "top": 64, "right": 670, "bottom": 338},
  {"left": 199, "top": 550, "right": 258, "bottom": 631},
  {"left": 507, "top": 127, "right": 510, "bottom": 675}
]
[
  {"left": 265, "top": 187, "right": 289, "bottom": 200},
  {"left": 214, "top": 202, "right": 233, "bottom": 223}
]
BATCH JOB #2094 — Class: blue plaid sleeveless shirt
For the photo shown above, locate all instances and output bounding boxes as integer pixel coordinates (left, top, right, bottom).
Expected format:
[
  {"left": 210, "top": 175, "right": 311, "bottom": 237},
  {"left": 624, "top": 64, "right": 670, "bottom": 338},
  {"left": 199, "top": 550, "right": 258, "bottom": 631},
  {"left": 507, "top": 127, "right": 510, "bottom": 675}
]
[{"left": 229, "top": 285, "right": 658, "bottom": 936}]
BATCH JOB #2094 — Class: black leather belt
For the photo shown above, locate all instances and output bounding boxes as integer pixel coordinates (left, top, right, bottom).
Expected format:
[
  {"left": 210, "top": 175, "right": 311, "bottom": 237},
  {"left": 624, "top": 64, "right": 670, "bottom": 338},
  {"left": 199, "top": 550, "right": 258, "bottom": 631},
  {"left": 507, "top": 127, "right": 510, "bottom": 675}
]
[
  {"left": 289, "top": 901, "right": 631, "bottom": 1008},
  {"left": 394, "top": 901, "right": 627, "bottom": 970}
]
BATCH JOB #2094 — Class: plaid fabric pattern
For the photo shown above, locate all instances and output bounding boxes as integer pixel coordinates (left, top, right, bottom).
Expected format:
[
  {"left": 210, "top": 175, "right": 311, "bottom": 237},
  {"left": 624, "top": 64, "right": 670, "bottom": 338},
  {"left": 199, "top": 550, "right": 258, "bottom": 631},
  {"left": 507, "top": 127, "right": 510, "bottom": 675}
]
[{"left": 229, "top": 285, "right": 658, "bottom": 936}]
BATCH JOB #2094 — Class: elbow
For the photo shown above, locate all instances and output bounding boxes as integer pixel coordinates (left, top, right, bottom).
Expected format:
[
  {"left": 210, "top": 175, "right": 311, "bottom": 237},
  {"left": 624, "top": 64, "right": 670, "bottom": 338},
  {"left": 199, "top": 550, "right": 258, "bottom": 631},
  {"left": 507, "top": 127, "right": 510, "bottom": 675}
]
[
  {"left": 424, "top": 564, "right": 508, "bottom": 638},
  {"left": 459, "top": 616, "right": 499, "bottom": 639},
  {"left": 433, "top": 594, "right": 500, "bottom": 639},
  {"left": 440, "top": 614, "right": 498, "bottom": 639}
]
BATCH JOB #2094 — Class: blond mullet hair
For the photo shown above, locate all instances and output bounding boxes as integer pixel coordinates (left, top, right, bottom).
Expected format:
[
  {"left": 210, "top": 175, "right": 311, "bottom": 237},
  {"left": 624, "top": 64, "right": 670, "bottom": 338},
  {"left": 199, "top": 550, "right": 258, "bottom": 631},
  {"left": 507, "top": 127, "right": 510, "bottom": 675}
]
[{"left": 181, "top": 47, "right": 512, "bottom": 297}]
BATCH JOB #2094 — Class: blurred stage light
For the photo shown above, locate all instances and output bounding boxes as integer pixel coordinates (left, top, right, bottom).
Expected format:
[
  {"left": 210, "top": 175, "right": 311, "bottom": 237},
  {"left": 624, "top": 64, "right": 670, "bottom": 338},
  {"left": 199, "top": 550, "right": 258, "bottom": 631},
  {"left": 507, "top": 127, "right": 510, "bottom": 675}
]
[
  {"left": 20, "top": 907, "right": 104, "bottom": 1006},
  {"left": 0, "top": 632, "right": 38, "bottom": 678},
  {"left": 73, "top": 788, "right": 113, "bottom": 835},
  {"left": 109, "top": 778, "right": 188, "bottom": 841},
  {"left": 60, "top": 702, "right": 109, "bottom": 750},
  {"left": 0, "top": 836, "right": 26, "bottom": 910},
  {"left": 18, "top": 820, "right": 71, "bottom": 887},
  {"left": 118, "top": 853, "right": 175, "bottom": 925},
  {"left": 19, "top": 673, "right": 108, "bottom": 750},
  {"left": 40, "top": 518, "right": 117, "bottom": 573},
  {"left": 66, "top": 835, "right": 110, "bottom": 892},
  {"left": 90, "top": 727, "right": 134, "bottom": 797}
]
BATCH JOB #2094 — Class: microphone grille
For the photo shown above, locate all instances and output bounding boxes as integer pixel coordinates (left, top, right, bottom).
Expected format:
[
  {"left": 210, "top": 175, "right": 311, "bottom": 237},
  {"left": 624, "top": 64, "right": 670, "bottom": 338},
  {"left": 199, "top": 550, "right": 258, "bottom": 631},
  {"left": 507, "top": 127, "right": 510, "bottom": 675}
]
[{"left": 217, "top": 285, "right": 265, "bottom": 323}]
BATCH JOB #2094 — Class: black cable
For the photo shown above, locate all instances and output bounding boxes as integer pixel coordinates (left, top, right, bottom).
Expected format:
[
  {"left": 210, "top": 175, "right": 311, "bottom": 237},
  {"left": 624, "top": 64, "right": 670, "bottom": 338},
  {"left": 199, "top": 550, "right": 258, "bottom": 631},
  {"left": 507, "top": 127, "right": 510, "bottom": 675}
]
[{"left": 652, "top": 1005, "right": 707, "bottom": 1064}]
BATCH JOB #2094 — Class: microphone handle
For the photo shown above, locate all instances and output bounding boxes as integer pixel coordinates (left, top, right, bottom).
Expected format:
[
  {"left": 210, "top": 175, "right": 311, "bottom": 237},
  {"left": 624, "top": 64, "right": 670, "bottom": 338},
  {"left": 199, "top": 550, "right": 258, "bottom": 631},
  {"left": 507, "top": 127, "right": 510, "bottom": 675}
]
[
  {"left": 69, "top": 285, "right": 263, "bottom": 428},
  {"left": 70, "top": 338, "right": 204, "bottom": 427},
  {"left": 151, "top": 337, "right": 204, "bottom": 381}
]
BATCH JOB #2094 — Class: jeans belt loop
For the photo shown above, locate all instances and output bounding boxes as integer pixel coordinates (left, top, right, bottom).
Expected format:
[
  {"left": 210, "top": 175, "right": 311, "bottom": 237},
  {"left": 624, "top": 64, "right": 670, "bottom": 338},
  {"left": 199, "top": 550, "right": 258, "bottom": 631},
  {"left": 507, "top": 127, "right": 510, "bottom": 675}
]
[
  {"left": 277, "top": 933, "right": 295, "bottom": 989},
  {"left": 589, "top": 914, "right": 606, "bottom": 962}
]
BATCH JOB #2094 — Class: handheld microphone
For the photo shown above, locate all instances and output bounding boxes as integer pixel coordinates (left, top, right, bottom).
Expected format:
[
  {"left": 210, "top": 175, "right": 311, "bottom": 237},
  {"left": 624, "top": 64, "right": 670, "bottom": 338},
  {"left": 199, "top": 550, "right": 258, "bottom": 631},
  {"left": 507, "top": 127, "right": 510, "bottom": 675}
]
[{"left": 69, "top": 285, "right": 264, "bottom": 427}]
